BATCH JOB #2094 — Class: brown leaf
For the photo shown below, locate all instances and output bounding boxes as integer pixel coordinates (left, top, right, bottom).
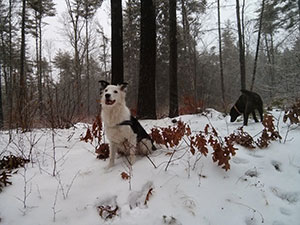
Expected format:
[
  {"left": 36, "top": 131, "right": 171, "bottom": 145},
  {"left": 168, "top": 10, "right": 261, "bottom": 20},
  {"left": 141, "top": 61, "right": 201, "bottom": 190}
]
[
  {"left": 121, "top": 172, "right": 130, "bottom": 180},
  {"left": 144, "top": 188, "right": 153, "bottom": 205}
]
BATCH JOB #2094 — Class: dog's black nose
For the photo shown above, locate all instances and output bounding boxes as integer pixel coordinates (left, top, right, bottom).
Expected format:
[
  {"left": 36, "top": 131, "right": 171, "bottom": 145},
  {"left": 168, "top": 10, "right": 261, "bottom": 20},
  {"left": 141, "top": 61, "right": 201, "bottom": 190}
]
[{"left": 105, "top": 94, "right": 111, "bottom": 99}]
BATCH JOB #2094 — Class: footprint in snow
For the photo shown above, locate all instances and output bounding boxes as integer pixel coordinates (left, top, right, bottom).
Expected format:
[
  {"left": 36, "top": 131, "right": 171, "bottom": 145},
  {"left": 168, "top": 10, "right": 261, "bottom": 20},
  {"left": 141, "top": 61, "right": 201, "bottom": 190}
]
[
  {"left": 272, "top": 221, "right": 286, "bottom": 225},
  {"left": 279, "top": 207, "right": 292, "bottom": 216},
  {"left": 270, "top": 187, "right": 300, "bottom": 204},
  {"left": 128, "top": 181, "right": 153, "bottom": 209},
  {"left": 162, "top": 215, "right": 182, "bottom": 225},
  {"left": 245, "top": 217, "right": 257, "bottom": 225},
  {"left": 95, "top": 195, "right": 118, "bottom": 208},
  {"left": 232, "top": 157, "right": 250, "bottom": 165},
  {"left": 245, "top": 168, "right": 259, "bottom": 178},
  {"left": 271, "top": 160, "right": 282, "bottom": 172}
]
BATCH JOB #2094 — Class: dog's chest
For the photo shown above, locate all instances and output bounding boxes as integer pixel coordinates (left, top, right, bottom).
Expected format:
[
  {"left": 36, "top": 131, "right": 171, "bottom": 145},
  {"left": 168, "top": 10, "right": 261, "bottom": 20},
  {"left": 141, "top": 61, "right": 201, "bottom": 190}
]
[
  {"left": 101, "top": 106, "right": 136, "bottom": 144},
  {"left": 105, "top": 125, "right": 135, "bottom": 144}
]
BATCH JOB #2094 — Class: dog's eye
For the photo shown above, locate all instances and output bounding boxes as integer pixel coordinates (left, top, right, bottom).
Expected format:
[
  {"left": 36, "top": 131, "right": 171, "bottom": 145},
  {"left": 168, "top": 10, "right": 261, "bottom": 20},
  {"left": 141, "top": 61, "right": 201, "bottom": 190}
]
[
  {"left": 105, "top": 89, "right": 108, "bottom": 92},
  {"left": 114, "top": 90, "right": 118, "bottom": 94}
]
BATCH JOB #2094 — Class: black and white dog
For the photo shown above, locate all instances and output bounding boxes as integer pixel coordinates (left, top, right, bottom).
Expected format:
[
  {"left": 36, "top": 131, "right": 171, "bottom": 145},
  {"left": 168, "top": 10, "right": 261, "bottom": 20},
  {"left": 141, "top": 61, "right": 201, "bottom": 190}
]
[
  {"left": 230, "top": 89, "right": 263, "bottom": 126},
  {"left": 99, "top": 80, "right": 156, "bottom": 168}
]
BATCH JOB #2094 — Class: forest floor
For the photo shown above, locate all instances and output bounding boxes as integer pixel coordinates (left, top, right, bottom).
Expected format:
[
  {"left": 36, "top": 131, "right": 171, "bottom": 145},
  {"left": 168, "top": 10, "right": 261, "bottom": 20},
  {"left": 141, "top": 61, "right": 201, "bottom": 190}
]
[{"left": 0, "top": 109, "right": 300, "bottom": 225}]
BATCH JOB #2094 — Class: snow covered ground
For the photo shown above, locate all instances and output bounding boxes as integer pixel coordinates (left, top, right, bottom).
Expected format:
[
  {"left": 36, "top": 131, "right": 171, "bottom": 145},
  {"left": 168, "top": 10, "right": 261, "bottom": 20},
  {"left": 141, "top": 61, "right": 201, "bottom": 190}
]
[{"left": 0, "top": 109, "right": 300, "bottom": 225}]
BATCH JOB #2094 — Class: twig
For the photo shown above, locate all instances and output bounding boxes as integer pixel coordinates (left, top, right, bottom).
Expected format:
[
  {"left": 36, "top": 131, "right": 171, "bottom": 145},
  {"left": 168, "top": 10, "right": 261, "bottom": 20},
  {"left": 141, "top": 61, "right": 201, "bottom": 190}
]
[
  {"left": 52, "top": 185, "right": 62, "bottom": 222},
  {"left": 226, "top": 199, "right": 264, "bottom": 223},
  {"left": 146, "top": 155, "right": 157, "bottom": 168},
  {"left": 165, "top": 149, "right": 176, "bottom": 171}
]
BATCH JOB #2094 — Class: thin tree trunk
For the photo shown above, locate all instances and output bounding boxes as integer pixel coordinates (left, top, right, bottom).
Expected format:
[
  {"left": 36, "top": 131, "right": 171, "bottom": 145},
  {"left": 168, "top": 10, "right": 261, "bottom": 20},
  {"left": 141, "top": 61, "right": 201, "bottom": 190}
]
[
  {"left": 38, "top": 0, "right": 43, "bottom": 117},
  {"left": 85, "top": 3, "right": 90, "bottom": 116},
  {"left": 217, "top": 0, "right": 225, "bottom": 111},
  {"left": 0, "top": 65, "right": 3, "bottom": 128},
  {"left": 111, "top": 0, "right": 124, "bottom": 84},
  {"left": 298, "top": 0, "right": 300, "bottom": 32},
  {"left": 8, "top": 0, "right": 13, "bottom": 129},
  {"left": 169, "top": 0, "right": 178, "bottom": 118},
  {"left": 236, "top": 0, "right": 246, "bottom": 90},
  {"left": 19, "top": 0, "right": 27, "bottom": 129},
  {"left": 251, "top": 0, "right": 265, "bottom": 91},
  {"left": 137, "top": 0, "right": 156, "bottom": 119}
]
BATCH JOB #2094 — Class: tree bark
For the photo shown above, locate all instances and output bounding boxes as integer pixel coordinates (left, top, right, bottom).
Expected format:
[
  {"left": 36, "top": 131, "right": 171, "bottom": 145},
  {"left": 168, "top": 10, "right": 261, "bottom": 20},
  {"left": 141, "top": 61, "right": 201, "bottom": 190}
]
[
  {"left": 19, "top": 0, "right": 27, "bottom": 129},
  {"left": 137, "top": 0, "right": 156, "bottom": 119},
  {"left": 217, "top": 0, "right": 225, "bottom": 110},
  {"left": 235, "top": 0, "right": 246, "bottom": 90},
  {"left": 169, "top": 0, "right": 178, "bottom": 118},
  {"left": 0, "top": 64, "right": 3, "bottom": 128},
  {"left": 251, "top": 0, "right": 265, "bottom": 91},
  {"left": 111, "top": 0, "right": 124, "bottom": 84}
]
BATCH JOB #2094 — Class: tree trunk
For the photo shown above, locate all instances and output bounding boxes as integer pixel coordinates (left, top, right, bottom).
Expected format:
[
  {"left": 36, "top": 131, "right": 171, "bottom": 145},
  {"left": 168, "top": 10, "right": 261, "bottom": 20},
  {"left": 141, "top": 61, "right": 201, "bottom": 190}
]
[
  {"left": 298, "top": 0, "right": 300, "bottom": 32},
  {"left": 235, "top": 0, "right": 246, "bottom": 90},
  {"left": 251, "top": 0, "right": 265, "bottom": 91},
  {"left": 137, "top": 0, "right": 156, "bottom": 119},
  {"left": 38, "top": 1, "right": 43, "bottom": 117},
  {"left": 169, "top": 0, "right": 178, "bottom": 118},
  {"left": 217, "top": 0, "right": 225, "bottom": 110},
  {"left": 19, "top": 0, "right": 27, "bottom": 129},
  {"left": 111, "top": 0, "right": 124, "bottom": 84},
  {"left": 0, "top": 65, "right": 3, "bottom": 128},
  {"left": 8, "top": 0, "right": 13, "bottom": 129},
  {"left": 85, "top": 4, "right": 90, "bottom": 116}
]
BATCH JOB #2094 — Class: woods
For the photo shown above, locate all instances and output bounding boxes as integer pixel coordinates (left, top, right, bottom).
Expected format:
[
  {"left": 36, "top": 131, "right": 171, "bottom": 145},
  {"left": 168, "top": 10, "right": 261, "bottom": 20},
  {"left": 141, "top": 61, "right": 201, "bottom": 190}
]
[{"left": 0, "top": 0, "right": 299, "bottom": 129}]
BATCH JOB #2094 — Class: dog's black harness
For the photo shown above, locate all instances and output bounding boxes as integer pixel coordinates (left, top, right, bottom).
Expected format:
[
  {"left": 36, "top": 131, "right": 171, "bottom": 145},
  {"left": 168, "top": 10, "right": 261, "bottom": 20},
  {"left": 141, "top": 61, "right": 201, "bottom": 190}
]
[{"left": 118, "top": 116, "right": 152, "bottom": 142}]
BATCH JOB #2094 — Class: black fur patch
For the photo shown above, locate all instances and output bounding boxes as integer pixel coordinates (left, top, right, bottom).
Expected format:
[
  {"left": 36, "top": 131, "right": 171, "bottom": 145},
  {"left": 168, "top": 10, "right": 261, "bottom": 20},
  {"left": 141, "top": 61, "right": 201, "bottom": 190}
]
[
  {"left": 119, "top": 116, "right": 156, "bottom": 150},
  {"left": 230, "top": 89, "right": 263, "bottom": 126}
]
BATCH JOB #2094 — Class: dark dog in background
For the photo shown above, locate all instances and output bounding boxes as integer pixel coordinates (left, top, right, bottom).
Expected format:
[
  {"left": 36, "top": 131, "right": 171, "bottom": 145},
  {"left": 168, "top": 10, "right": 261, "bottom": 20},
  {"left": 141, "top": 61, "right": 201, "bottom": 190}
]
[{"left": 230, "top": 89, "right": 263, "bottom": 126}]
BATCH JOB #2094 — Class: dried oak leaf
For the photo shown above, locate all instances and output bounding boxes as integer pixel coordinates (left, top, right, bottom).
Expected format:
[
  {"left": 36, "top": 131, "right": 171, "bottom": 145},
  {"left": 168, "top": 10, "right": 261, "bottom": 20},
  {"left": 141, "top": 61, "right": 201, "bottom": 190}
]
[
  {"left": 97, "top": 205, "right": 119, "bottom": 220},
  {"left": 96, "top": 143, "right": 109, "bottom": 159},
  {"left": 121, "top": 172, "right": 130, "bottom": 180},
  {"left": 80, "top": 128, "right": 93, "bottom": 143},
  {"left": 144, "top": 188, "right": 153, "bottom": 205}
]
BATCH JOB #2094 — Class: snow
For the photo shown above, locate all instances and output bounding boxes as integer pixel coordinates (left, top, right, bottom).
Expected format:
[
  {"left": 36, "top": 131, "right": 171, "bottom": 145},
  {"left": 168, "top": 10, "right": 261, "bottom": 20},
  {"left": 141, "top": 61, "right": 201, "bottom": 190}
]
[{"left": 1, "top": 109, "right": 300, "bottom": 225}]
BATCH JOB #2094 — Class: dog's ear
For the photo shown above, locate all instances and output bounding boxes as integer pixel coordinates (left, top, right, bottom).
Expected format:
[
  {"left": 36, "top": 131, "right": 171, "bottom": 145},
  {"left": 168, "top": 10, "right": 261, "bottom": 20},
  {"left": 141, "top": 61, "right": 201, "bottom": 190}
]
[
  {"left": 119, "top": 82, "right": 128, "bottom": 92},
  {"left": 99, "top": 80, "right": 110, "bottom": 94}
]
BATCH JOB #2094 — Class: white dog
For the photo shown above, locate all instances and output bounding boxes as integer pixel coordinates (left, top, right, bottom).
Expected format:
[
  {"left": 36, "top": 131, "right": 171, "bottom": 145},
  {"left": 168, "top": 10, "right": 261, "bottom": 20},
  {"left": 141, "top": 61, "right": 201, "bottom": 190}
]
[{"left": 99, "top": 80, "right": 156, "bottom": 168}]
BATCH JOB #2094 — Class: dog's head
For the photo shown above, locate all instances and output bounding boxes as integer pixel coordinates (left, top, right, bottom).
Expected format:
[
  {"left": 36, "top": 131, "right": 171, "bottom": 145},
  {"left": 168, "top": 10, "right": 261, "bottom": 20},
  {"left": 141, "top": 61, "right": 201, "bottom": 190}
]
[
  {"left": 229, "top": 105, "right": 240, "bottom": 122},
  {"left": 99, "top": 80, "right": 128, "bottom": 107}
]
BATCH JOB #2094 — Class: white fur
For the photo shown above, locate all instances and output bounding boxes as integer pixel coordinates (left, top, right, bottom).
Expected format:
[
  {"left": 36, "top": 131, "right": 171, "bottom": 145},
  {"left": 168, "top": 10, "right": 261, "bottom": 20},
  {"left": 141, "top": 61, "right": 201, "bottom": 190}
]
[{"left": 101, "top": 84, "right": 151, "bottom": 168}]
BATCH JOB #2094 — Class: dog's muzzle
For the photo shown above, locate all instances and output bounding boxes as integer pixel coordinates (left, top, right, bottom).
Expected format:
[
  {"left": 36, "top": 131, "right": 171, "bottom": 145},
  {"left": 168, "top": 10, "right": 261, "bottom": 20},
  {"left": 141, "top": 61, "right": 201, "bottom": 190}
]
[{"left": 105, "top": 94, "right": 116, "bottom": 105}]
